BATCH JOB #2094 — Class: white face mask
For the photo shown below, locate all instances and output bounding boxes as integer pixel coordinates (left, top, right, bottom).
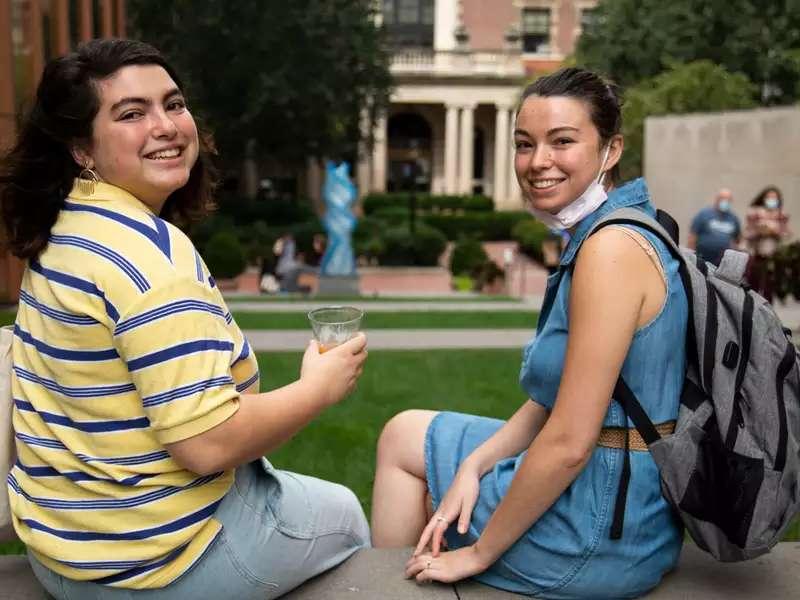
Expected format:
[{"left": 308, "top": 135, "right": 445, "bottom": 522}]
[{"left": 526, "top": 145, "right": 612, "bottom": 230}]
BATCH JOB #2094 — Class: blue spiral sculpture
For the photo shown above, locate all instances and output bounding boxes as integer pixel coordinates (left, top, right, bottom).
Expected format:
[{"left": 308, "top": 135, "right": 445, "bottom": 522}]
[{"left": 320, "top": 160, "right": 357, "bottom": 277}]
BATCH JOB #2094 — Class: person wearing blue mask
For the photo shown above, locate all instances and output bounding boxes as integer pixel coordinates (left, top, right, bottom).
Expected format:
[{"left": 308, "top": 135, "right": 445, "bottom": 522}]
[
  {"left": 371, "top": 68, "right": 688, "bottom": 599},
  {"left": 744, "top": 186, "right": 791, "bottom": 302},
  {"left": 688, "top": 188, "right": 742, "bottom": 266}
]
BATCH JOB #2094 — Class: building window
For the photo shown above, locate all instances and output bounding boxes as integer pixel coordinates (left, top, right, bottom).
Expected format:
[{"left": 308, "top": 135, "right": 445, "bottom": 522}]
[
  {"left": 383, "top": 0, "right": 434, "bottom": 48},
  {"left": 522, "top": 8, "right": 550, "bottom": 54},
  {"left": 580, "top": 7, "right": 598, "bottom": 31}
]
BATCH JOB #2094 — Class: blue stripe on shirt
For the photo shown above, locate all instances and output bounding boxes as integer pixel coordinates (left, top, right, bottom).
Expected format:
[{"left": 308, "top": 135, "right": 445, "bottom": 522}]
[
  {"left": 14, "top": 366, "right": 135, "bottom": 398},
  {"left": 194, "top": 251, "right": 203, "bottom": 283},
  {"left": 13, "top": 460, "right": 153, "bottom": 485},
  {"left": 14, "top": 399, "right": 149, "bottom": 433},
  {"left": 18, "top": 290, "right": 98, "bottom": 326},
  {"left": 8, "top": 472, "right": 219, "bottom": 511},
  {"left": 235, "top": 371, "right": 259, "bottom": 393},
  {"left": 94, "top": 543, "right": 192, "bottom": 584},
  {"left": 49, "top": 234, "right": 150, "bottom": 293},
  {"left": 141, "top": 375, "right": 234, "bottom": 408},
  {"left": 127, "top": 339, "right": 234, "bottom": 372},
  {"left": 21, "top": 499, "right": 222, "bottom": 541},
  {"left": 150, "top": 216, "right": 172, "bottom": 262},
  {"left": 14, "top": 432, "right": 66, "bottom": 451},
  {"left": 114, "top": 299, "right": 227, "bottom": 336},
  {"left": 59, "top": 542, "right": 189, "bottom": 573},
  {"left": 231, "top": 339, "right": 250, "bottom": 367},
  {"left": 14, "top": 325, "right": 119, "bottom": 362},
  {"left": 62, "top": 202, "right": 171, "bottom": 263},
  {"left": 29, "top": 261, "right": 119, "bottom": 322},
  {"left": 14, "top": 433, "right": 167, "bottom": 465}
]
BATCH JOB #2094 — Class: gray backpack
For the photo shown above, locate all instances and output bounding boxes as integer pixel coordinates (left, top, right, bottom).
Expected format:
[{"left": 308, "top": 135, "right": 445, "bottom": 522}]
[{"left": 585, "top": 207, "right": 800, "bottom": 562}]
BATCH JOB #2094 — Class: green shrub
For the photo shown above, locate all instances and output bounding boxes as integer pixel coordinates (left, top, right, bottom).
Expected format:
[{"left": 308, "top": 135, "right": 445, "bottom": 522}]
[
  {"left": 353, "top": 216, "right": 387, "bottom": 262},
  {"left": 450, "top": 238, "right": 488, "bottom": 276},
  {"left": 204, "top": 231, "right": 247, "bottom": 279},
  {"left": 424, "top": 211, "right": 532, "bottom": 241},
  {"left": 511, "top": 219, "right": 550, "bottom": 263},
  {"left": 215, "top": 193, "right": 317, "bottom": 227},
  {"left": 377, "top": 223, "right": 447, "bottom": 266},
  {"left": 363, "top": 193, "right": 494, "bottom": 215}
]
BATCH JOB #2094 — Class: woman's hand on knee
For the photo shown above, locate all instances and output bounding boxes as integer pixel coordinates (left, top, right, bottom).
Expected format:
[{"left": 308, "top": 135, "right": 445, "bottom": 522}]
[{"left": 414, "top": 462, "right": 481, "bottom": 557}]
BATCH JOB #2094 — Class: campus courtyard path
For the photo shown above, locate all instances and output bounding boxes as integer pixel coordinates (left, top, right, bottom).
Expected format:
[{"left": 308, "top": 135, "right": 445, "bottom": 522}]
[{"left": 237, "top": 296, "right": 800, "bottom": 352}]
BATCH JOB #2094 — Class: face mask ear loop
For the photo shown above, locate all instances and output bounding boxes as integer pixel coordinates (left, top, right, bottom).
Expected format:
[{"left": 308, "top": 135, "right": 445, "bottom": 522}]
[{"left": 596, "top": 145, "right": 612, "bottom": 186}]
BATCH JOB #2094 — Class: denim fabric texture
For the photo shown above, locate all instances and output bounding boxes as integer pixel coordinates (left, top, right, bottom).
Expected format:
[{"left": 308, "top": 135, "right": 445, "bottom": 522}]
[
  {"left": 426, "top": 179, "right": 688, "bottom": 599},
  {"left": 28, "top": 459, "right": 370, "bottom": 600}
]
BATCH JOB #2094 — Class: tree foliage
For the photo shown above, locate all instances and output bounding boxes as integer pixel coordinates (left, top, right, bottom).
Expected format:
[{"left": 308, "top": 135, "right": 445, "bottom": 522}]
[
  {"left": 620, "top": 60, "right": 757, "bottom": 179},
  {"left": 577, "top": 0, "right": 800, "bottom": 105},
  {"left": 129, "top": 0, "right": 392, "bottom": 167}
]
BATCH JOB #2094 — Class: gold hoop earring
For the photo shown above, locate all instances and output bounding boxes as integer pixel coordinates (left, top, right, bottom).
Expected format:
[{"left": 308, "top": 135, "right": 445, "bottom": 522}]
[{"left": 76, "top": 168, "right": 99, "bottom": 195}]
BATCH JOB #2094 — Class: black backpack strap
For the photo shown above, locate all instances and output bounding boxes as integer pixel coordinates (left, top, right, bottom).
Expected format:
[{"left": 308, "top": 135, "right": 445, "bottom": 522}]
[{"left": 609, "top": 377, "right": 661, "bottom": 539}]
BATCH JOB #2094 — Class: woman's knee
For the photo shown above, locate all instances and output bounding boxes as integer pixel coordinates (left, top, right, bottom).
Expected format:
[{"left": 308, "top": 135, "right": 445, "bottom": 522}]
[{"left": 376, "top": 410, "right": 437, "bottom": 461}]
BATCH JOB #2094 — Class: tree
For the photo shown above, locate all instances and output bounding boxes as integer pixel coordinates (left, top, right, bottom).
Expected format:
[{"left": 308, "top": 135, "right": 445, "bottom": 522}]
[
  {"left": 577, "top": 0, "right": 800, "bottom": 106},
  {"left": 620, "top": 61, "right": 757, "bottom": 179},
  {"left": 129, "top": 0, "right": 392, "bottom": 169}
]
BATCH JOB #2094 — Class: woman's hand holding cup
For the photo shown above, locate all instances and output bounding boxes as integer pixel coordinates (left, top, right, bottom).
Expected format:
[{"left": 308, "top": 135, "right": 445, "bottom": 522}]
[{"left": 301, "top": 332, "right": 367, "bottom": 407}]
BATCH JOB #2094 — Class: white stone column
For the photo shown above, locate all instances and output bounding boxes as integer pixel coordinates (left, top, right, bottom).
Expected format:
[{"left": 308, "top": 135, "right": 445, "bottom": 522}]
[
  {"left": 458, "top": 104, "right": 475, "bottom": 194},
  {"left": 434, "top": 0, "right": 458, "bottom": 51},
  {"left": 444, "top": 104, "right": 459, "bottom": 194},
  {"left": 371, "top": 112, "right": 387, "bottom": 193},
  {"left": 493, "top": 105, "right": 510, "bottom": 208},
  {"left": 507, "top": 108, "right": 522, "bottom": 207}
]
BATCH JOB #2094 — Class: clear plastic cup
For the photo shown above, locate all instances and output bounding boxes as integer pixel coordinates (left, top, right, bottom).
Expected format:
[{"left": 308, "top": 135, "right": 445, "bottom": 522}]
[{"left": 307, "top": 306, "right": 364, "bottom": 353}]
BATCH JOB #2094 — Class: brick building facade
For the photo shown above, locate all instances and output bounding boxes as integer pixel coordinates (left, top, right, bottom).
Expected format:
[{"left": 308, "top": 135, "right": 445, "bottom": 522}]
[
  {"left": 0, "top": 0, "right": 127, "bottom": 302},
  {"left": 349, "top": 0, "right": 598, "bottom": 210}
]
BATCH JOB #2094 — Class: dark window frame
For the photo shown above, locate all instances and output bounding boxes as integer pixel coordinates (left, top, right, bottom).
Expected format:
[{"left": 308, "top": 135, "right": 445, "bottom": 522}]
[
  {"left": 522, "top": 7, "right": 551, "bottom": 54},
  {"left": 383, "top": 0, "right": 435, "bottom": 48}
]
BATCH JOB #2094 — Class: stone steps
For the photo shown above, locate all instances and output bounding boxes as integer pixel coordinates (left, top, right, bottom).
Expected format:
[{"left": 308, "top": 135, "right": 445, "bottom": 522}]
[{"left": 3, "top": 543, "right": 799, "bottom": 599}]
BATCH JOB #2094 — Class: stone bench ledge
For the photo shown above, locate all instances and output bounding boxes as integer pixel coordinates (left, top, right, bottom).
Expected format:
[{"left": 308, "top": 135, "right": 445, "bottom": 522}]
[{"left": 2, "top": 543, "right": 799, "bottom": 599}]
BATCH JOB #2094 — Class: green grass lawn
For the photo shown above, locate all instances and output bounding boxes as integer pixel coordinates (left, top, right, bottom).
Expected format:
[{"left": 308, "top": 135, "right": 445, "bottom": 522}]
[
  {"left": 233, "top": 310, "right": 539, "bottom": 330},
  {"left": 261, "top": 349, "right": 523, "bottom": 514},
  {"left": 1, "top": 348, "right": 797, "bottom": 557},
  {"left": 227, "top": 294, "right": 521, "bottom": 303},
  {"left": 0, "top": 308, "right": 539, "bottom": 330}
]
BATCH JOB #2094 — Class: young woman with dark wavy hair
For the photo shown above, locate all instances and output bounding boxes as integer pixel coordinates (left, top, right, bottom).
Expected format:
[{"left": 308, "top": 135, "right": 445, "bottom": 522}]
[{"left": 1, "top": 38, "right": 368, "bottom": 599}]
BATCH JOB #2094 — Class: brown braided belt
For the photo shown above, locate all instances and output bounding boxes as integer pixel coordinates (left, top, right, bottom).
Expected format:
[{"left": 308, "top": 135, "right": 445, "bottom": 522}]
[{"left": 597, "top": 421, "right": 676, "bottom": 452}]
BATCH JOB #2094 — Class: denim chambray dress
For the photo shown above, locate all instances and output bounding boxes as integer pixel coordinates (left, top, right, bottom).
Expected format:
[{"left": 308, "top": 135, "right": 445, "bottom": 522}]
[{"left": 425, "top": 179, "right": 688, "bottom": 599}]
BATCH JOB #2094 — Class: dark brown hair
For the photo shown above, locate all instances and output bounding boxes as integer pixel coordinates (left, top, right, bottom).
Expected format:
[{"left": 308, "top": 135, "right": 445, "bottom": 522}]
[
  {"left": 750, "top": 185, "right": 783, "bottom": 209},
  {"left": 0, "top": 38, "right": 216, "bottom": 259},
  {"left": 519, "top": 67, "right": 624, "bottom": 183}
]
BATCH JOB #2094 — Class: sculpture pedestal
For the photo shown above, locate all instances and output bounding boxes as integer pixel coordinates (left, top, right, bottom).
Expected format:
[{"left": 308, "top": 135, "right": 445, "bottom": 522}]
[{"left": 316, "top": 274, "right": 360, "bottom": 296}]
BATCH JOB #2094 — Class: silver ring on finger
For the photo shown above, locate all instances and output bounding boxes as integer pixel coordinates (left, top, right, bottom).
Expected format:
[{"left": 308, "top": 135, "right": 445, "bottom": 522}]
[
  {"left": 436, "top": 516, "right": 447, "bottom": 524},
  {"left": 426, "top": 560, "right": 432, "bottom": 569}
]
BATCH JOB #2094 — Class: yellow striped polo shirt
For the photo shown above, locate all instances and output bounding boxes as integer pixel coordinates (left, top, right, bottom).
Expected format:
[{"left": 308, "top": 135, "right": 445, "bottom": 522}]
[{"left": 8, "top": 180, "right": 259, "bottom": 589}]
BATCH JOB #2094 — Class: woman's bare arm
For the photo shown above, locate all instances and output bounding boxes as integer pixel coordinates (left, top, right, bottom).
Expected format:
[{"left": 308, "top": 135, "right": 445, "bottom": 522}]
[{"left": 164, "top": 334, "right": 367, "bottom": 475}]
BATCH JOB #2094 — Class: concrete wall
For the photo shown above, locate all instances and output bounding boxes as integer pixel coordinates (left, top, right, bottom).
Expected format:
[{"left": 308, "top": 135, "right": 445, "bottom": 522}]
[{"left": 644, "top": 106, "right": 800, "bottom": 246}]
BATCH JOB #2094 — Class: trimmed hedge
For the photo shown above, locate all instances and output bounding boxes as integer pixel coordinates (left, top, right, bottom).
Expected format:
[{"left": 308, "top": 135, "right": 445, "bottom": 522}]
[
  {"left": 377, "top": 223, "right": 447, "bottom": 267},
  {"left": 424, "top": 211, "right": 534, "bottom": 241},
  {"left": 363, "top": 193, "right": 494, "bottom": 215},
  {"left": 450, "top": 238, "right": 489, "bottom": 276},
  {"left": 511, "top": 219, "right": 551, "bottom": 263},
  {"left": 204, "top": 231, "right": 247, "bottom": 279}
]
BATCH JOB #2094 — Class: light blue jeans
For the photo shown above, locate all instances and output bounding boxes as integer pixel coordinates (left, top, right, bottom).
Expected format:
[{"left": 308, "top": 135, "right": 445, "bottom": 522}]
[{"left": 29, "top": 459, "right": 370, "bottom": 599}]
